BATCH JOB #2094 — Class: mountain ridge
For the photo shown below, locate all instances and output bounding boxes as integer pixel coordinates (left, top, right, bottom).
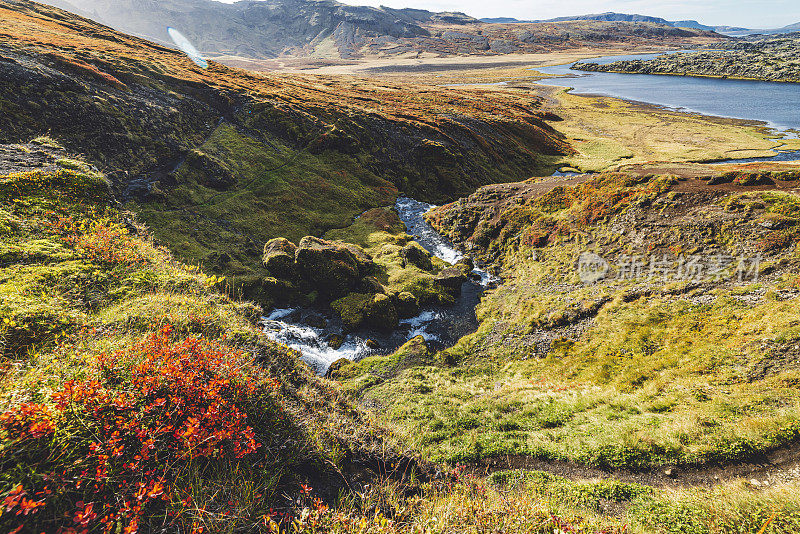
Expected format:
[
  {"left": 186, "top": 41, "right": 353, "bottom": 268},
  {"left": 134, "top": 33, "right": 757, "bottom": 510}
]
[{"left": 39, "top": 0, "right": 720, "bottom": 60}]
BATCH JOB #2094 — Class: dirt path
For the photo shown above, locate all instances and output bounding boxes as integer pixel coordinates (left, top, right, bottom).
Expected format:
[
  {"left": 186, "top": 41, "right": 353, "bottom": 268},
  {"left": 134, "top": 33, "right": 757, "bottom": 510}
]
[{"left": 471, "top": 441, "right": 800, "bottom": 489}]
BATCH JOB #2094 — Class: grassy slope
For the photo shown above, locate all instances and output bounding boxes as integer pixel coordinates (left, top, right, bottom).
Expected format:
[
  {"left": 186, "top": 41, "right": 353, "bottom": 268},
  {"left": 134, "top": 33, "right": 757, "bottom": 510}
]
[
  {"left": 0, "top": 144, "right": 407, "bottom": 532},
  {"left": 5, "top": 146, "right": 789, "bottom": 534},
  {"left": 0, "top": 0, "right": 569, "bottom": 299},
  {"left": 339, "top": 172, "right": 800, "bottom": 471}
]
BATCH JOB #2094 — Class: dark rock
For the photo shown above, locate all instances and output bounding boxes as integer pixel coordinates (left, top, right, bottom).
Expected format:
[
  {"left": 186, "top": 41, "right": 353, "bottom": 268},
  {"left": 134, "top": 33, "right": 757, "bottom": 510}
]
[
  {"left": 263, "top": 238, "right": 298, "bottom": 279},
  {"left": 326, "top": 334, "right": 345, "bottom": 350},
  {"left": 365, "top": 339, "right": 381, "bottom": 350},
  {"left": 304, "top": 312, "right": 327, "bottom": 329},
  {"left": 325, "top": 357, "right": 352, "bottom": 379},
  {"left": 358, "top": 275, "right": 386, "bottom": 294},
  {"left": 401, "top": 242, "right": 434, "bottom": 271},
  {"left": 455, "top": 256, "right": 474, "bottom": 272},
  {"left": 260, "top": 276, "right": 300, "bottom": 304},
  {"left": 295, "top": 236, "right": 367, "bottom": 298},
  {"left": 435, "top": 266, "right": 467, "bottom": 292},
  {"left": 364, "top": 293, "right": 399, "bottom": 331},
  {"left": 331, "top": 292, "right": 398, "bottom": 331},
  {"left": 342, "top": 243, "right": 375, "bottom": 276},
  {"left": 394, "top": 291, "right": 420, "bottom": 318}
]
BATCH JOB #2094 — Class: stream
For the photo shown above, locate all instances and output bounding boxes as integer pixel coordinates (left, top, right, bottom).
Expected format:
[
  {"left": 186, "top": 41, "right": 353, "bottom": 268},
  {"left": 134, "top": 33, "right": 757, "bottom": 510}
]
[{"left": 261, "top": 197, "right": 496, "bottom": 375}]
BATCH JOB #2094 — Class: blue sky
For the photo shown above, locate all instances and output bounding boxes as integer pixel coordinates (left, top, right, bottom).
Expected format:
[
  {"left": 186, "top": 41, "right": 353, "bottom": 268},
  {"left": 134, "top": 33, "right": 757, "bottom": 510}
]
[{"left": 331, "top": 0, "right": 800, "bottom": 28}]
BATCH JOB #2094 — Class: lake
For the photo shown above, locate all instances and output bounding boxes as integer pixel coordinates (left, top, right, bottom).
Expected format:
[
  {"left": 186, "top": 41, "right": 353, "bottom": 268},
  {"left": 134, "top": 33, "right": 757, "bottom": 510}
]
[{"left": 534, "top": 52, "right": 800, "bottom": 133}]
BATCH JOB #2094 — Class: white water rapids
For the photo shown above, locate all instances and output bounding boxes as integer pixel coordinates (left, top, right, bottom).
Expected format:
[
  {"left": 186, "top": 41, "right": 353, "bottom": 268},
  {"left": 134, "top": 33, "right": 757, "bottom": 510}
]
[{"left": 262, "top": 197, "right": 496, "bottom": 375}]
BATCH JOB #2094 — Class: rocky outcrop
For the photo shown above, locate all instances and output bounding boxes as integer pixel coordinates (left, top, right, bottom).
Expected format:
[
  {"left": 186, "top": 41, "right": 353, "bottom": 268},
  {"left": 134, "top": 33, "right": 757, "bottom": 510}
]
[
  {"left": 434, "top": 267, "right": 468, "bottom": 291},
  {"left": 263, "top": 236, "right": 378, "bottom": 299},
  {"left": 401, "top": 242, "right": 434, "bottom": 271},
  {"left": 573, "top": 37, "right": 800, "bottom": 83},
  {"left": 295, "top": 236, "right": 375, "bottom": 298},
  {"left": 263, "top": 238, "right": 299, "bottom": 280},
  {"left": 395, "top": 291, "right": 420, "bottom": 318},
  {"left": 331, "top": 292, "right": 399, "bottom": 331}
]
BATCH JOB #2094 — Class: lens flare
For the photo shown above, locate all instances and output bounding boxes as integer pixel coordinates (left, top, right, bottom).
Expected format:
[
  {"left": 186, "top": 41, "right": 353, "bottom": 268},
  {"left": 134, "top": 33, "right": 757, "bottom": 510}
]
[{"left": 167, "top": 27, "right": 208, "bottom": 69}]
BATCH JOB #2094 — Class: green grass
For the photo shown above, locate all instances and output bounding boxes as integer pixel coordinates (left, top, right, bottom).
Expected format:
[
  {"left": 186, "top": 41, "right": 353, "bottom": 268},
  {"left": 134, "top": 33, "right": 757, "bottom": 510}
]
[
  {"left": 135, "top": 124, "right": 399, "bottom": 300},
  {"left": 342, "top": 174, "right": 800, "bottom": 468},
  {"left": 0, "top": 150, "right": 399, "bottom": 532}
]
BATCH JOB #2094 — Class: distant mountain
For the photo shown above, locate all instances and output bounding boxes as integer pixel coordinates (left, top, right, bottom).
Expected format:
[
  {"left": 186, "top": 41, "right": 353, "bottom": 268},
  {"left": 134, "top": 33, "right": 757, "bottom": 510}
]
[
  {"left": 481, "top": 12, "right": 672, "bottom": 25},
  {"left": 724, "top": 22, "right": 800, "bottom": 36},
  {"left": 480, "top": 17, "right": 528, "bottom": 23},
  {"left": 479, "top": 13, "right": 766, "bottom": 34},
  {"left": 670, "top": 20, "right": 750, "bottom": 32},
  {"left": 669, "top": 20, "right": 715, "bottom": 31},
  {"left": 39, "top": 0, "right": 478, "bottom": 58},
  {"left": 36, "top": 1, "right": 722, "bottom": 60},
  {"left": 538, "top": 12, "right": 672, "bottom": 24}
]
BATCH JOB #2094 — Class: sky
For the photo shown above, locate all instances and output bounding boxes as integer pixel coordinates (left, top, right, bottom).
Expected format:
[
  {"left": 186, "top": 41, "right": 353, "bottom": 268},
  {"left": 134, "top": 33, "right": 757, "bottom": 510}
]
[{"left": 239, "top": 0, "right": 799, "bottom": 29}]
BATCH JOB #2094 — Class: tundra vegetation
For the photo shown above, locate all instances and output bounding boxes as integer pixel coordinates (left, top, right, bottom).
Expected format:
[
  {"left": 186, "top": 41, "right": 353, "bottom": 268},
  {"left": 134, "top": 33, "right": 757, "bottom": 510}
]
[{"left": 3, "top": 1, "right": 800, "bottom": 533}]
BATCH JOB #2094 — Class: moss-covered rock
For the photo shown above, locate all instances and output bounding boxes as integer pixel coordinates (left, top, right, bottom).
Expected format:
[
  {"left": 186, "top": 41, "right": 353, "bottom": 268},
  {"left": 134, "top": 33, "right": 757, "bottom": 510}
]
[
  {"left": 295, "top": 237, "right": 369, "bottom": 298},
  {"left": 262, "top": 237, "right": 299, "bottom": 279},
  {"left": 394, "top": 291, "right": 420, "bottom": 318},
  {"left": 401, "top": 242, "right": 434, "bottom": 271},
  {"left": 364, "top": 293, "right": 399, "bottom": 331},
  {"left": 331, "top": 292, "right": 399, "bottom": 331},
  {"left": 331, "top": 293, "right": 373, "bottom": 330},
  {"left": 325, "top": 357, "right": 352, "bottom": 379},
  {"left": 326, "top": 334, "right": 345, "bottom": 350},
  {"left": 435, "top": 266, "right": 467, "bottom": 293},
  {"left": 260, "top": 276, "right": 300, "bottom": 305}
]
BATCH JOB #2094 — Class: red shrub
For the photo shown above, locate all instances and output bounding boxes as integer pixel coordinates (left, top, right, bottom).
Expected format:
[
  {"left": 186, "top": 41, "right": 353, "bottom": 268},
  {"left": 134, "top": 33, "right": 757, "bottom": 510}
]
[{"left": 0, "top": 326, "right": 282, "bottom": 533}]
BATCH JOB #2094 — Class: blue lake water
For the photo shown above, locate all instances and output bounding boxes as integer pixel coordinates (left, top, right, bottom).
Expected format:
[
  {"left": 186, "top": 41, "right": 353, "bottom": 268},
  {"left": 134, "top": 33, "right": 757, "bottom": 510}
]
[{"left": 534, "top": 52, "right": 800, "bottom": 133}]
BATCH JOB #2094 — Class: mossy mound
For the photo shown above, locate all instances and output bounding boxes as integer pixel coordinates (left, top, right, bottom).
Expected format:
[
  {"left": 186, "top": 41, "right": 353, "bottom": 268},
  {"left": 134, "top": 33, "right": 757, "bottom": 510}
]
[
  {"left": 295, "top": 236, "right": 374, "bottom": 298},
  {"left": 401, "top": 242, "right": 434, "bottom": 271},
  {"left": 0, "top": 145, "right": 411, "bottom": 532},
  {"left": 331, "top": 292, "right": 399, "bottom": 332},
  {"left": 263, "top": 237, "right": 299, "bottom": 279}
]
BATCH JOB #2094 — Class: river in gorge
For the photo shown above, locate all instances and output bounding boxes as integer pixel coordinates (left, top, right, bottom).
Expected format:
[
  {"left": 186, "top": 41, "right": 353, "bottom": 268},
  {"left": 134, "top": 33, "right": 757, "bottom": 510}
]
[
  {"left": 265, "top": 53, "right": 800, "bottom": 375},
  {"left": 261, "top": 197, "right": 498, "bottom": 375}
]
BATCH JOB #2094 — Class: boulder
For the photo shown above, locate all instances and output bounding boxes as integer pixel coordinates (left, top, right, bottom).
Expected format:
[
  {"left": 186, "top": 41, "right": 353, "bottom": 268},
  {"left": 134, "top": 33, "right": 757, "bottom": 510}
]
[
  {"left": 295, "top": 236, "right": 365, "bottom": 298},
  {"left": 435, "top": 266, "right": 467, "bottom": 292},
  {"left": 260, "top": 276, "right": 300, "bottom": 304},
  {"left": 401, "top": 242, "right": 434, "bottom": 271},
  {"left": 325, "top": 357, "right": 352, "bottom": 379},
  {"left": 263, "top": 237, "right": 298, "bottom": 279},
  {"left": 363, "top": 293, "right": 399, "bottom": 331},
  {"left": 304, "top": 312, "right": 327, "bottom": 329},
  {"left": 455, "top": 256, "right": 474, "bottom": 274},
  {"left": 358, "top": 275, "right": 385, "bottom": 294},
  {"left": 342, "top": 243, "right": 375, "bottom": 276},
  {"left": 394, "top": 291, "right": 420, "bottom": 318},
  {"left": 331, "top": 293, "right": 373, "bottom": 330},
  {"left": 326, "top": 334, "right": 345, "bottom": 350},
  {"left": 332, "top": 292, "right": 399, "bottom": 331}
]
